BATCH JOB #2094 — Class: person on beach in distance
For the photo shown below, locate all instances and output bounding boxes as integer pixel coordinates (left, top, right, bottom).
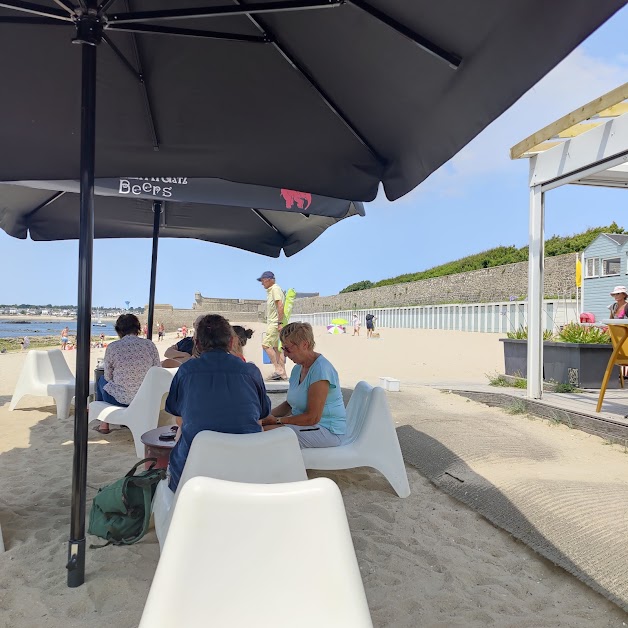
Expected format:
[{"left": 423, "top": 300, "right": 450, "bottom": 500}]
[
  {"left": 365, "top": 313, "right": 376, "bottom": 338},
  {"left": 20, "top": 336, "right": 30, "bottom": 351},
  {"left": 181, "top": 324, "right": 188, "bottom": 338},
  {"left": 60, "top": 326, "right": 69, "bottom": 350},
  {"left": 231, "top": 325, "right": 254, "bottom": 361},
  {"left": 258, "top": 270, "right": 287, "bottom": 380},
  {"left": 261, "top": 322, "right": 346, "bottom": 448},
  {"left": 164, "top": 314, "right": 270, "bottom": 493},
  {"left": 352, "top": 313, "right": 361, "bottom": 336},
  {"left": 93, "top": 313, "right": 161, "bottom": 434},
  {"left": 162, "top": 316, "right": 203, "bottom": 368},
  {"left": 157, "top": 322, "right": 165, "bottom": 342}
]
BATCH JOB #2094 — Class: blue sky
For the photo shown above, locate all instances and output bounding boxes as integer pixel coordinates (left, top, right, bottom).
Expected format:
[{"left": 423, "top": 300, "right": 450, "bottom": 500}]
[{"left": 2, "top": 9, "right": 628, "bottom": 308}]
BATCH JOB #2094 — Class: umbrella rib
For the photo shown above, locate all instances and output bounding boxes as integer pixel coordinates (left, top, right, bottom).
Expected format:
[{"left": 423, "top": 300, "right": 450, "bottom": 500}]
[
  {"left": 23, "top": 191, "right": 66, "bottom": 220},
  {"left": 50, "top": 0, "right": 76, "bottom": 14},
  {"left": 0, "top": 0, "right": 73, "bottom": 21},
  {"left": 106, "top": 22, "right": 267, "bottom": 43},
  {"left": 251, "top": 208, "right": 286, "bottom": 239},
  {"left": 106, "top": 0, "right": 341, "bottom": 24},
  {"left": 231, "top": 0, "right": 385, "bottom": 166},
  {"left": 103, "top": 14, "right": 160, "bottom": 151},
  {"left": 347, "top": 0, "right": 461, "bottom": 69},
  {"left": 0, "top": 15, "right": 70, "bottom": 24},
  {"left": 98, "top": 0, "right": 117, "bottom": 12}
]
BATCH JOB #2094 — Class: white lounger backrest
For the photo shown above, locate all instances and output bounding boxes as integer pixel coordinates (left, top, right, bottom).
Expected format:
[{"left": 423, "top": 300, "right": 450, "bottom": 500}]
[
  {"left": 45, "top": 349, "right": 74, "bottom": 382},
  {"left": 154, "top": 428, "right": 308, "bottom": 548},
  {"left": 176, "top": 428, "right": 307, "bottom": 494},
  {"left": 343, "top": 380, "right": 373, "bottom": 444},
  {"left": 141, "top": 476, "right": 373, "bottom": 628},
  {"left": 126, "top": 365, "right": 175, "bottom": 417}
]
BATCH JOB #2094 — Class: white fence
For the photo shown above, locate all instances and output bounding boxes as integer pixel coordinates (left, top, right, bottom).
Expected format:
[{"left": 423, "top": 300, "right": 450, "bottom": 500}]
[{"left": 291, "top": 299, "right": 578, "bottom": 333}]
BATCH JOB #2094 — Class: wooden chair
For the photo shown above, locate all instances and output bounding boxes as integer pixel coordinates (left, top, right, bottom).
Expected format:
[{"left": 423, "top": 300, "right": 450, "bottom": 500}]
[{"left": 596, "top": 323, "right": 628, "bottom": 412}]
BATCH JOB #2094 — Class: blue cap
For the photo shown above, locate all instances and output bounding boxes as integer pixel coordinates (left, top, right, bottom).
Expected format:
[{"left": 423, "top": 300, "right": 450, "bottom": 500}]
[{"left": 257, "top": 271, "right": 275, "bottom": 281}]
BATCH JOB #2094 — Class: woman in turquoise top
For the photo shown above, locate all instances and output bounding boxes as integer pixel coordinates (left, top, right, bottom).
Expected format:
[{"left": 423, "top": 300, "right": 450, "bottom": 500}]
[{"left": 261, "top": 322, "right": 346, "bottom": 447}]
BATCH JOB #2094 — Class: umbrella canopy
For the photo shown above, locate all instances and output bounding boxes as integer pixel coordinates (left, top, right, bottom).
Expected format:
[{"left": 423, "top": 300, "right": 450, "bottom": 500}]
[
  {"left": 0, "top": 178, "right": 364, "bottom": 257},
  {"left": 330, "top": 317, "right": 348, "bottom": 325},
  {"left": 0, "top": 1, "right": 624, "bottom": 201},
  {"left": 327, "top": 324, "right": 346, "bottom": 334}
]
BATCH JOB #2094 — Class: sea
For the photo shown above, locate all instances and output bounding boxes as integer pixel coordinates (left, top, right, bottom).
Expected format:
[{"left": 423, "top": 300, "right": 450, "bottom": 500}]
[{"left": 0, "top": 320, "right": 117, "bottom": 339}]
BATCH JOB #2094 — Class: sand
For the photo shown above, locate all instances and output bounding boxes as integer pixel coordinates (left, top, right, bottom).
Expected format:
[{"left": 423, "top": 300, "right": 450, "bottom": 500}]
[{"left": 0, "top": 327, "right": 626, "bottom": 627}]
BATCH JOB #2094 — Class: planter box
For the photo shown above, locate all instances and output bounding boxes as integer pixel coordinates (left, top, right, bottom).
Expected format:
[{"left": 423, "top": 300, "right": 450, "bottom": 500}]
[
  {"left": 500, "top": 338, "right": 619, "bottom": 389},
  {"left": 500, "top": 339, "right": 529, "bottom": 379}
]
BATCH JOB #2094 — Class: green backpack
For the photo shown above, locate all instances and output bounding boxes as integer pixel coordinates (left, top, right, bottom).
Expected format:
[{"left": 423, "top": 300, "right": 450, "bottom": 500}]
[{"left": 88, "top": 458, "right": 166, "bottom": 547}]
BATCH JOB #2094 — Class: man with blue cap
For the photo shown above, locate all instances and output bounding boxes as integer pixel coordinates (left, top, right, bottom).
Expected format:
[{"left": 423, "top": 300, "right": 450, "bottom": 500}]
[{"left": 258, "top": 271, "right": 287, "bottom": 380}]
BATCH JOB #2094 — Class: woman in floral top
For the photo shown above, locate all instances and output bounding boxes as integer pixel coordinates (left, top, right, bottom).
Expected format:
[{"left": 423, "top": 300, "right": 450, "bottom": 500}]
[{"left": 94, "top": 314, "right": 161, "bottom": 434}]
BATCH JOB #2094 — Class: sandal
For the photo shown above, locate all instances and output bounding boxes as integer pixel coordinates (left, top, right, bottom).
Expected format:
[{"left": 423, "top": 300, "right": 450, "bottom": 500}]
[
  {"left": 266, "top": 373, "right": 283, "bottom": 381},
  {"left": 92, "top": 424, "right": 111, "bottom": 435}
]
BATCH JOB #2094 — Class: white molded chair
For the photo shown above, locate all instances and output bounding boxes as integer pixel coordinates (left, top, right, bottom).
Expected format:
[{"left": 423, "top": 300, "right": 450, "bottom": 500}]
[
  {"left": 153, "top": 427, "right": 307, "bottom": 548},
  {"left": 0, "top": 523, "right": 4, "bottom": 553},
  {"left": 89, "top": 366, "right": 176, "bottom": 457},
  {"left": 141, "top": 476, "right": 373, "bottom": 628},
  {"left": 9, "top": 349, "right": 93, "bottom": 419},
  {"left": 302, "top": 381, "right": 411, "bottom": 498}
]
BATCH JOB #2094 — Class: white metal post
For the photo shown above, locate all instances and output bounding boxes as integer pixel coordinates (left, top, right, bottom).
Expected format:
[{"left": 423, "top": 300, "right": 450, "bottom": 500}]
[{"left": 527, "top": 181, "right": 545, "bottom": 399}]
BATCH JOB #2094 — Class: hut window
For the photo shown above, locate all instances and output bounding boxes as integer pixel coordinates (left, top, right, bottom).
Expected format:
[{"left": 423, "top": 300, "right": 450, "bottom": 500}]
[
  {"left": 602, "top": 258, "right": 620, "bottom": 276},
  {"left": 584, "top": 257, "right": 600, "bottom": 278}
]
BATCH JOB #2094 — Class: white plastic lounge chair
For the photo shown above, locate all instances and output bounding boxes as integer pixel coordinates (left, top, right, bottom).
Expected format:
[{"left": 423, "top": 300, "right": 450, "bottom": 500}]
[
  {"left": 141, "top": 476, "right": 373, "bottom": 628},
  {"left": 9, "top": 349, "right": 93, "bottom": 419},
  {"left": 153, "top": 427, "right": 307, "bottom": 548},
  {"left": 0, "top": 523, "right": 4, "bottom": 553},
  {"left": 88, "top": 366, "right": 176, "bottom": 457},
  {"left": 302, "top": 381, "right": 411, "bottom": 498}
]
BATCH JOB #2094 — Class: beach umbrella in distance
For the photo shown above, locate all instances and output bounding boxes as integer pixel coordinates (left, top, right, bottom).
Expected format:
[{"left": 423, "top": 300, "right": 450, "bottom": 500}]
[
  {"left": 327, "top": 324, "right": 346, "bottom": 334},
  {"left": 0, "top": 0, "right": 623, "bottom": 589},
  {"left": 330, "top": 318, "right": 349, "bottom": 325}
]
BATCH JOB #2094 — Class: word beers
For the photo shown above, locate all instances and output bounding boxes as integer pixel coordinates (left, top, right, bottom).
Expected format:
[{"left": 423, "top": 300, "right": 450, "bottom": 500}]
[{"left": 118, "top": 177, "right": 188, "bottom": 198}]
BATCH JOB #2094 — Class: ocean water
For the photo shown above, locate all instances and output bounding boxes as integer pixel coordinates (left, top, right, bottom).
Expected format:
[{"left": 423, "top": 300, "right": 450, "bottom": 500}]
[{"left": 0, "top": 320, "right": 116, "bottom": 339}]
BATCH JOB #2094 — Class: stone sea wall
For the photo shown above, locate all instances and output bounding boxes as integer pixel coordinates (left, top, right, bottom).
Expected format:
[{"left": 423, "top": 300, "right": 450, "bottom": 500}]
[
  {"left": 292, "top": 253, "right": 577, "bottom": 314},
  {"left": 138, "top": 304, "right": 261, "bottom": 332},
  {"left": 137, "top": 253, "right": 577, "bottom": 327}
]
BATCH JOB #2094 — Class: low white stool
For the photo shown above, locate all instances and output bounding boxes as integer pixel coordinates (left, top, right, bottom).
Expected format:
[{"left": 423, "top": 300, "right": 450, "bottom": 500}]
[{"left": 379, "top": 377, "right": 400, "bottom": 392}]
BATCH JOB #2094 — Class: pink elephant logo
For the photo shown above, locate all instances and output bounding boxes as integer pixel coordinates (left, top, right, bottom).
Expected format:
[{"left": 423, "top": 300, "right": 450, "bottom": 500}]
[{"left": 280, "top": 189, "right": 312, "bottom": 210}]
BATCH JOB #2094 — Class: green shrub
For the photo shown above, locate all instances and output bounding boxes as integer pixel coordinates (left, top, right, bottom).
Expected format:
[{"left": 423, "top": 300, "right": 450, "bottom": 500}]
[
  {"left": 553, "top": 382, "right": 578, "bottom": 393},
  {"left": 506, "top": 326, "right": 553, "bottom": 341},
  {"left": 339, "top": 280, "right": 374, "bottom": 293},
  {"left": 486, "top": 372, "right": 510, "bottom": 387},
  {"left": 556, "top": 323, "right": 611, "bottom": 344},
  {"left": 339, "top": 223, "right": 625, "bottom": 292}
]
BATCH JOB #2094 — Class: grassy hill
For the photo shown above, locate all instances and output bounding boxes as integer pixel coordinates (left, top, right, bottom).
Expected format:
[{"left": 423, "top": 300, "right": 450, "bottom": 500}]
[{"left": 340, "top": 223, "right": 625, "bottom": 293}]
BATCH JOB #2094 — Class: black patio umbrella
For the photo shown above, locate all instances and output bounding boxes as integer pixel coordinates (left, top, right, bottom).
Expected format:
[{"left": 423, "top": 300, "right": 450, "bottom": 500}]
[
  {"left": 0, "top": 177, "right": 363, "bottom": 332},
  {"left": 0, "top": 0, "right": 624, "bottom": 588}
]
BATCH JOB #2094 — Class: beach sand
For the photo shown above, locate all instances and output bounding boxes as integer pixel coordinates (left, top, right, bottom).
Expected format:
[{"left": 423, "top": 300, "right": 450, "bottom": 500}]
[{"left": 0, "top": 327, "right": 626, "bottom": 626}]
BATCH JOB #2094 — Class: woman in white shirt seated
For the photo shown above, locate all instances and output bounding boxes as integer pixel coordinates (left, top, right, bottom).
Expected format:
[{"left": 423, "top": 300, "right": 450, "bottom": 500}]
[{"left": 94, "top": 313, "right": 160, "bottom": 434}]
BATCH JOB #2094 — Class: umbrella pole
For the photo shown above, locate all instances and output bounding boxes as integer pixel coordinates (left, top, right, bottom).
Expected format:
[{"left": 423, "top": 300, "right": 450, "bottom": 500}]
[
  {"left": 67, "top": 11, "right": 101, "bottom": 588},
  {"left": 146, "top": 201, "right": 162, "bottom": 341}
]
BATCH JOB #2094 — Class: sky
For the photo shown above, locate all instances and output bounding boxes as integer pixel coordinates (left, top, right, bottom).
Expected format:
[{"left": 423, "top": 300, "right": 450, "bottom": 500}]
[{"left": 2, "top": 9, "right": 628, "bottom": 309}]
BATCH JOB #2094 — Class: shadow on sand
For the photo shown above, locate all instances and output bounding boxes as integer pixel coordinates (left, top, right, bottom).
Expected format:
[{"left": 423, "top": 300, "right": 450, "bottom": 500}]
[{"left": 398, "top": 424, "right": 628, "bottom": 612}]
